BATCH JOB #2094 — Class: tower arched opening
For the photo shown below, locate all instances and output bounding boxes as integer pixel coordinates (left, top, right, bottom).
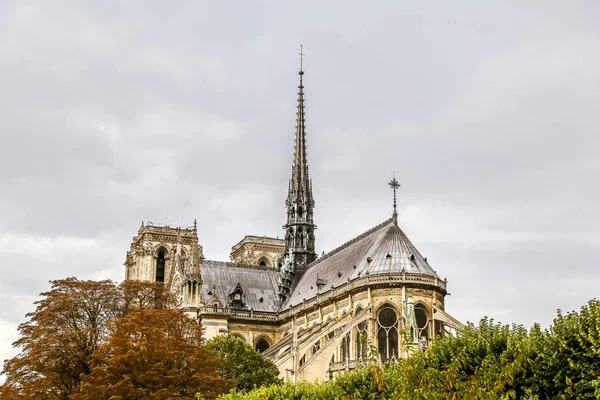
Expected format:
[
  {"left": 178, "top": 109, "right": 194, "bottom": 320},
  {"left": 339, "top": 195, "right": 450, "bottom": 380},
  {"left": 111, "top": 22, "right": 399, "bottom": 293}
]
[{"left": 155, "top": 250, "right": 165, "bottom": 282}]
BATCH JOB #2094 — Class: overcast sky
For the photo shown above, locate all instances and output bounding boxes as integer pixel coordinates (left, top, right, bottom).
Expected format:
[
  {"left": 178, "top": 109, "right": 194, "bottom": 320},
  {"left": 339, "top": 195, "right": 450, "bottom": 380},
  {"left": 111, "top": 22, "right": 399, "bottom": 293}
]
[{"left": 1, "top": 1, "right": 599, "bottom": 370}]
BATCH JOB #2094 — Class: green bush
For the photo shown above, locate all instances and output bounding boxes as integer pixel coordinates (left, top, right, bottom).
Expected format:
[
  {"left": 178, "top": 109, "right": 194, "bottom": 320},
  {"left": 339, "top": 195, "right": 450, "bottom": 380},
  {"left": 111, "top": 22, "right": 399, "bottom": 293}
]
[
  {"left": 218, "top": 299, "right": 600, "bottom": 400},
  {"left": 205, "top": 335, "right": 281, "bottom": 393}
]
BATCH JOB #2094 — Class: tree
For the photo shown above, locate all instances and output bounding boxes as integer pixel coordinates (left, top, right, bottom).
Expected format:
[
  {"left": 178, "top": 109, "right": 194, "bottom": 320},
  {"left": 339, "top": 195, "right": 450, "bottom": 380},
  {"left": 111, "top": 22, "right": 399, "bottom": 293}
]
[
  {"left": 528, "top": 299, "right": 600, "bottom": 399},
  {"left": 73, "top": 308, "right": 233, "bottom": 400},
  {"left": 218, "top": 299, "right": 600, "bottom": 400},
  {"left": 205, "top": 335, "right": 281, "bottom": 392},
  {"left": 0, "top": 278, "right": 122, "bottom": 399},
  {"left": 0, "top": 278, "right": 230, "bottom": 400},
  {"left": 120, "top": 279, "right": 176, "bottom": 311}
]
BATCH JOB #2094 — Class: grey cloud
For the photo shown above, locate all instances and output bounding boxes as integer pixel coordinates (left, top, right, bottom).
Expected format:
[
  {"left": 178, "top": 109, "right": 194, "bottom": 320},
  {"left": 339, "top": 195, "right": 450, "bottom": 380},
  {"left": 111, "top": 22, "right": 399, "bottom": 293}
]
[{"left": 1, "top": 0, "right": 599, "bottom": 376}]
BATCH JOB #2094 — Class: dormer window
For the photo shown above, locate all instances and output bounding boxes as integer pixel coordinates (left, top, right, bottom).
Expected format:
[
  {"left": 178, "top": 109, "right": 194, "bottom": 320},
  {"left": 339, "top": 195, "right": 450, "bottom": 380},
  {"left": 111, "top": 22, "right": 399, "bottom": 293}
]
[
  {"left": 316, "top": 277, "right": 326, "bottom": 290},
  {"left": 229, "top": 282, "right": 246, "bottom": 309}
]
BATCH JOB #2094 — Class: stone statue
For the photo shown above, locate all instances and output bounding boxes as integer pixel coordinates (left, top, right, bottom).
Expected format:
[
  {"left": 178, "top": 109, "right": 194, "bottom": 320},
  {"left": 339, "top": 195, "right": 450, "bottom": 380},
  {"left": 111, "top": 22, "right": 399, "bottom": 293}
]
[
  {"left": 171, "top": 272, "right": 184, "bottom": 306},
  {"left": 280, "top": 248, "right": 294, "bottom": 276}
]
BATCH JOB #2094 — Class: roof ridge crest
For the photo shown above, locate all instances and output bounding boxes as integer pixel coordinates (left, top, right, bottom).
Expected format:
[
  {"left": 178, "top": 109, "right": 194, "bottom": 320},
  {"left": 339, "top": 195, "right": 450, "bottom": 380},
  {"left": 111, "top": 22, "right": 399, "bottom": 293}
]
[
  {"left": 309, "top": 218, "right": 393, "bottom": 267},
  {"left": 201, "top": 259, "right": 273, "bottom": 271}
]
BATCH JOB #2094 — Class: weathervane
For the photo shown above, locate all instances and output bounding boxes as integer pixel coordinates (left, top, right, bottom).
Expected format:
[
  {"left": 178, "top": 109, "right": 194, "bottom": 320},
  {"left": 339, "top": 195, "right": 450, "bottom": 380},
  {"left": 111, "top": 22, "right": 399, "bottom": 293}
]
[
  {"left": 388, "top": 174, "right": 401, "bottom": 225},
  {"left": 298, "top": 44, "right": 304, "bottom": 73}
]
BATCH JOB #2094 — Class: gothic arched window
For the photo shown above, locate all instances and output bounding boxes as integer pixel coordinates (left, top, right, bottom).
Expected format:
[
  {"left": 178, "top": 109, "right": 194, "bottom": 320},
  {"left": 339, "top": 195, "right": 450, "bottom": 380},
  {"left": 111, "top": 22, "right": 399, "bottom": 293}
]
[
  {"left": 356, "top": 320, "right": 369, "bottom": 362},
  {"left": 377, "top": 306, "right": 398, "bottom": 362},
  {"left": 192, "top": 280, "right": 197, "bottom": 303},
  {"left": 415, "top": 305, "right": 429, "bottom": 344},
  {"left": 255, "top": 337, "right": 270, "bottom": 353},
  {"left": 156, "top": 251, "right": 165, "bottom": 282},
  {"left": 341, "top": 333, "right": 350, "bottom": 362},
  {"left": 297, "top": 206, "right": 303, "bottom": 218}
]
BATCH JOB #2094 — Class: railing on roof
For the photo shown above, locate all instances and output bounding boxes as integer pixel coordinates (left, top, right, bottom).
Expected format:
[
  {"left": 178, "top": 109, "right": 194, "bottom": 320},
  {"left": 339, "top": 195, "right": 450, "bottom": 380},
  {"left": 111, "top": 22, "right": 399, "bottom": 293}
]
[
  {"left": 278, "top": 272, "right": 447, "bottom": 320},
  {"left": 142, "top": 223, "right": 196, "bottom": 234},
  {"left": 198, "top": 306, "right": 279, "bottom": 321},
  {"left": 198, "top": 271, "right": 447, "bottom": 323}
]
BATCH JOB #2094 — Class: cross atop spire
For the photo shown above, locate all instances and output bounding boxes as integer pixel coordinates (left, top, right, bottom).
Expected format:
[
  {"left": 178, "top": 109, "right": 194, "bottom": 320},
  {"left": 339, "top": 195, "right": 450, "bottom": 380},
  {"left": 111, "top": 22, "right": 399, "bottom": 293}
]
[
  {"left": 298, "top": 44, "right": 304, "bottom": 74},
  {"left": 388, "top": 174, "right": 401, "bottom": 225}
]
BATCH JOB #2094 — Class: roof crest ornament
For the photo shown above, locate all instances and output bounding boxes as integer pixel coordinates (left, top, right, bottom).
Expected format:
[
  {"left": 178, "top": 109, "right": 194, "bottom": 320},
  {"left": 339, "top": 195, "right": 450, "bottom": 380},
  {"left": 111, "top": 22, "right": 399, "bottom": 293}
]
[
  {"left": 298, "top": 44, "right": 304, "bottom": 74},
  {"left": 388, "top": 174, "right": 401, "bottom": 226}
]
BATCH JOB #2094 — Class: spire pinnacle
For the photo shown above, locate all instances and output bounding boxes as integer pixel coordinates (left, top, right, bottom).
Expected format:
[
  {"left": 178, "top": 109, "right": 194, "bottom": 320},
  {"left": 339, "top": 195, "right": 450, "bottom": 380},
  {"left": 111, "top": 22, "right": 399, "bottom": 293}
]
[
  {"left": 388, "top": 174, "right": 401, "bottom": 225},
  {"left": 298, "top": 44, "right": 304, "bottom": 74},
  {"left": 287, "top": 48, "right": 310, "bottom": 206}
]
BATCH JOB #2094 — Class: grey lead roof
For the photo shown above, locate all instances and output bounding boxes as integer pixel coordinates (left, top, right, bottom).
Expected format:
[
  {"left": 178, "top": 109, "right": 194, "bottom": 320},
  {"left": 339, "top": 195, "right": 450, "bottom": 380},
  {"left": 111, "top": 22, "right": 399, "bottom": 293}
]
[
  {"left": 198, "top": 219, "right": 439, "bottom": 313},
  {"left": 283, "top": 218, "right": 439, "bottom": 309},
  {"left": 200, "top": 260, "right": 280, "bottom": 312}
]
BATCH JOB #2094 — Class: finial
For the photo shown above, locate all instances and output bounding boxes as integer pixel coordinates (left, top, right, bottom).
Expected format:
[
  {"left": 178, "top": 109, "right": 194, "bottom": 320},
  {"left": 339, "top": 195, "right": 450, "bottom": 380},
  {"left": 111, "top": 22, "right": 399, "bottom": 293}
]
[
  {"left": 388, "top": 174, "right": 401, "bottom": 225},
  {"left": 193, "top": 219, "right": 197, "bottom": 230},
  {"left": 298, "top": 44, "right": 304, "bottom": 75}
]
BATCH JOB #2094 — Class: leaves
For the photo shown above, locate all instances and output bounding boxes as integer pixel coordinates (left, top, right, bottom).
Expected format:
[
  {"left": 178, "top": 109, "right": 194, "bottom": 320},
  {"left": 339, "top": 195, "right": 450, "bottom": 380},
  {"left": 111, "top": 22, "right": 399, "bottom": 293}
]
[
  {"left": 0, "top": 279, "right": 232, "bottom": 400},
  {"left": 204, "top": 335, "right": 281, "bottom": 392},
  {"left": 1, "top": 278, "right": 122, "bottom": 399},
  {"left": 73, "top": 308, "right": 233, "bottom": 400},
  {"left": 3, "top": 278, "right": 599, "bottom": 400},
  {"left": 220, "top": 298, "right": 600, "bottom": 400}
]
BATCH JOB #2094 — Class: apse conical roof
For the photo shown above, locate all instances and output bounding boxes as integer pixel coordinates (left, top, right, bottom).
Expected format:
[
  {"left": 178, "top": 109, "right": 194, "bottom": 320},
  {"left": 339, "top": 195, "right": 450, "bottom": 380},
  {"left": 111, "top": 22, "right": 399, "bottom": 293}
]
[{"left": 283, "top": 218, "right": 442, "bottom": 308}]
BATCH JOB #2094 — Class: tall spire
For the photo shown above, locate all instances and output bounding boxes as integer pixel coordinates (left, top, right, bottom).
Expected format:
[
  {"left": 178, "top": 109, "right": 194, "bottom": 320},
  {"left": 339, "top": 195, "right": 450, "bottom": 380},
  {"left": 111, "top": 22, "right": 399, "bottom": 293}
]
[
  {"left": 388, "top": 174, "right": 401, "bottom": 225},
  {"left": 290, "top": 45, "right": 308, "bottom": 201},
  {"left": 282, "top": 45, "right": 317, "bottom": 297}
]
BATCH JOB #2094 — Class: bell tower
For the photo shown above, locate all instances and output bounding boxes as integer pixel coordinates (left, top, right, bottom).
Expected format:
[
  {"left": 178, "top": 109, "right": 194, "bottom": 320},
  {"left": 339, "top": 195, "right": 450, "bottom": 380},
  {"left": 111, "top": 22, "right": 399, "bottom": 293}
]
[{"left": 283, "top": 45, "right": 317, "bottom": 274}]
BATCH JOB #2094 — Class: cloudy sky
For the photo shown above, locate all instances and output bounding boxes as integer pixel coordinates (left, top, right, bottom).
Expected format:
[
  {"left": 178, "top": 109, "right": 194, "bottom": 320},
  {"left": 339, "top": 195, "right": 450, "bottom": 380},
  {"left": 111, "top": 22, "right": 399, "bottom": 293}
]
[{"left": 1, "top": 0, "right": 599, "bottom": 369}]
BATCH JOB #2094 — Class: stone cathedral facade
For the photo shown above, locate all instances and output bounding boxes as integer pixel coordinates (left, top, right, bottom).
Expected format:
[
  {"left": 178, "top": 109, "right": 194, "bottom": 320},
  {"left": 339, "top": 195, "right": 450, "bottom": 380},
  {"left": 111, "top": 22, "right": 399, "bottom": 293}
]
[{"left": 124, "top": 66, "right": 463, "bottom": 382}]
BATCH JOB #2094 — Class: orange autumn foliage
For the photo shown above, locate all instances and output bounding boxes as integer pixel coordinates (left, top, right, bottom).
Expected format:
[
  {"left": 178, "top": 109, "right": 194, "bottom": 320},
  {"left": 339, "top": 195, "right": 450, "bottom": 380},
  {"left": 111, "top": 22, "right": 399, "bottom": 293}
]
[
  {"left": 73, "top": 308, "right": 233, "bottom": 400},
  {"left": 0, "top": 278, "right": 232, "bottom": 400}
]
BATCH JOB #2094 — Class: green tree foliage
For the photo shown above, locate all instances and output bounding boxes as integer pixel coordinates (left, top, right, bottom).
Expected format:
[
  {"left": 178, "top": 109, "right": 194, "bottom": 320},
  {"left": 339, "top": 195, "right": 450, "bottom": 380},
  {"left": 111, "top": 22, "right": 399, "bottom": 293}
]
[
  {"left": 219, "top": 299, "right": 600, "bottom": 400},
  {"left": 528, "top": 300, "right": 600, "bottom": 398},
  {"left": 217, "top": 381, "right": 343, "bottom": 400},
  {"left": 205, "top": 335, "right": 281, "bottom": 392}
]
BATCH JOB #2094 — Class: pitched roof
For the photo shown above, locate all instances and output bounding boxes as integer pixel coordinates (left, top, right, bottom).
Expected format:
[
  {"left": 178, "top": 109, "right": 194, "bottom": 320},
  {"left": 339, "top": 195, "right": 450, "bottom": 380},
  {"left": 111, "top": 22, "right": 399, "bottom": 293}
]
[
  {"left": 283, "top": 218, "right": 439, "bottom": 309},
  {"left": 200, "top": 260, "right": 280, "bottom": 312}
]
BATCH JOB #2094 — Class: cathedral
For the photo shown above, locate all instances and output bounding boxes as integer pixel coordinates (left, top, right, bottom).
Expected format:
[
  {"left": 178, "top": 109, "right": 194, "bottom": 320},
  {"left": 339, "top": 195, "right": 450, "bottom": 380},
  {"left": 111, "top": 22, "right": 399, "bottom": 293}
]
[{"left": 124, "top": 62, "right": 463, "bottom": 382}]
